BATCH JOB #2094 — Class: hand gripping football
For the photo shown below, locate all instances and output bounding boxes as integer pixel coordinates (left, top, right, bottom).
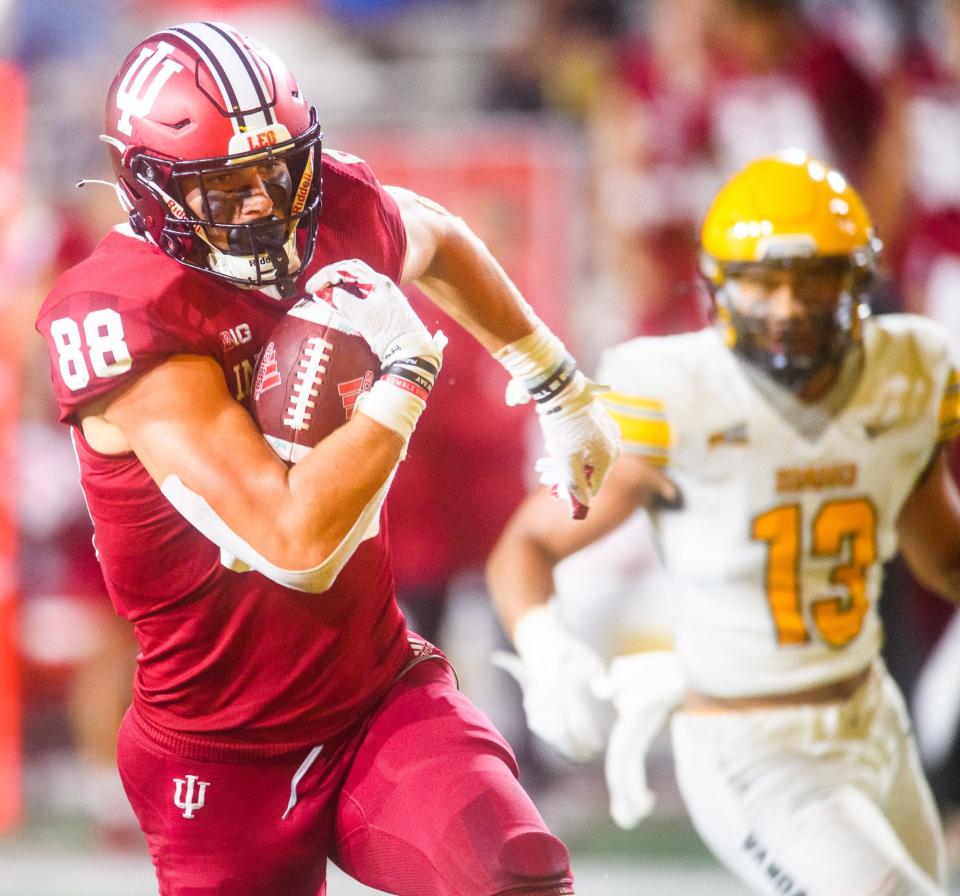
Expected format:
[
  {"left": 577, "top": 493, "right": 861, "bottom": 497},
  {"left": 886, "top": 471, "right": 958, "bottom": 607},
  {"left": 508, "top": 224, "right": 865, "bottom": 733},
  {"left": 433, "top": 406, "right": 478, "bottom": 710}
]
[{"left": 250, "top": 299, "right": 381, "bottom": 463}]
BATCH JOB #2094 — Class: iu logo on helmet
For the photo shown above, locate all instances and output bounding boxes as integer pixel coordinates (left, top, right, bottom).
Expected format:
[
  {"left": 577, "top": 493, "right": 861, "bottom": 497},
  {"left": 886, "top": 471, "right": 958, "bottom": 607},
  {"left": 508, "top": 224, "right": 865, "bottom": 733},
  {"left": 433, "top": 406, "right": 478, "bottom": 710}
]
[
  {"left": 173, "top": 774, "right": 210, "bottom": 819},
  {"left": 116, "top": 40, "right": 184, "bottom": 136}
]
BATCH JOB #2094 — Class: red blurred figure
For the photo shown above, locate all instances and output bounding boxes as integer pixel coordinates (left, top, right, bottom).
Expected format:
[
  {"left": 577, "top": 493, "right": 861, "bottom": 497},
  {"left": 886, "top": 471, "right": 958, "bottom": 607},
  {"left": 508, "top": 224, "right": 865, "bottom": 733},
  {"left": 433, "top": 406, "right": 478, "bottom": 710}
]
[
  {"left": 594, "top": 0, "right": 882, "bottom": 338},
  {"left": 702, "top": 0, "right": 880, "bottom": 181},
  {"left": 865, "top": 0, "right": 960, "bottom": 326},
  {"left": 590, "top": 0, "right": 714, "bottom": 337}
]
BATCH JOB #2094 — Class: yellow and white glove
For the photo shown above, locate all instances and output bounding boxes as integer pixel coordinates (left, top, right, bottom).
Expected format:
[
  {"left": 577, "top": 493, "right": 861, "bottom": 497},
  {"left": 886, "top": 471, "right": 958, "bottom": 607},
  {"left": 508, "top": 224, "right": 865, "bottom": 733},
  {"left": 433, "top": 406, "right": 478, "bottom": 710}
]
[
  {"left": 492, "top": 603, "right": 607, "bottom": 762},
  {"left": 591, "top": 650, "right": 686, "bottom": 829},
  {"left": 494, "top": 325, "right": 621, "bottom": 519}
]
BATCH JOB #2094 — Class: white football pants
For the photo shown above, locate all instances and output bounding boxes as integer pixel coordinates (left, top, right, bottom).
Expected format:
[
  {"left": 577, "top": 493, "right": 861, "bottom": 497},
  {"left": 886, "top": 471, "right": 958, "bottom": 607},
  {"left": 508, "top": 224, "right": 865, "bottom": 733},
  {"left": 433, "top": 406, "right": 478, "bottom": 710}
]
[{"left": 671, "top": 660, "right": 946, "bottom": 896}]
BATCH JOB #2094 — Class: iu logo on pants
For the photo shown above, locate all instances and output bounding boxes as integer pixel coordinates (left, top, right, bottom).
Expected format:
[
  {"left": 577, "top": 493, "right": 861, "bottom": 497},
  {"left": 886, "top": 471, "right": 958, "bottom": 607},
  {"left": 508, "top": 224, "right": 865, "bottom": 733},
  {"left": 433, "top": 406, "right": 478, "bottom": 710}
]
[{"left": 173, "top": 775, "right": 210, "bottom": 819}]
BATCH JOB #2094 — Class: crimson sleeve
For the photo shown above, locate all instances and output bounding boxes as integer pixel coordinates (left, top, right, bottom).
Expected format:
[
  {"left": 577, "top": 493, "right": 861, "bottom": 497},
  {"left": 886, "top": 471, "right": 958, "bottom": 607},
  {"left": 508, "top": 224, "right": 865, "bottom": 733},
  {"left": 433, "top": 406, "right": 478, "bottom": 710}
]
[{"left": 37, "top": 288, "right": 220, "bottom": 424}]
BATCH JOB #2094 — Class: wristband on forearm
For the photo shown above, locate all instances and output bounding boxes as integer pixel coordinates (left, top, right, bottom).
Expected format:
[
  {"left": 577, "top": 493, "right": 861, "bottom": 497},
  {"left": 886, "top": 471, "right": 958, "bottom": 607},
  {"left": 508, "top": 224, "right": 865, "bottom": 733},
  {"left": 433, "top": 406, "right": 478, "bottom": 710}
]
[
  {"left": 381, "top": 355, "right": 440, "bottom": 402},
  {"left": 359, "top": 327, "right": 444, "bottom": 447},
  {"left": 527, "top": 355, "right": 577, "bottom": 406},
  {"left": 358, "top": 346, "right": 442, "bottom": 448},
  {"left": 494, "top": 324, "right": 588, "bottom": 415}
]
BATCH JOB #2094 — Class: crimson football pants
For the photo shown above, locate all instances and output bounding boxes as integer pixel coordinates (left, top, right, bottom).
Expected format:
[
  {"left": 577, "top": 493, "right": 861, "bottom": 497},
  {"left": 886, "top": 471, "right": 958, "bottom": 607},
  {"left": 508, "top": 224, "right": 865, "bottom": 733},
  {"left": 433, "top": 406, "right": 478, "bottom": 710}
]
[{"left": 117, "top": 658, "right": 574, "bottom": 896}]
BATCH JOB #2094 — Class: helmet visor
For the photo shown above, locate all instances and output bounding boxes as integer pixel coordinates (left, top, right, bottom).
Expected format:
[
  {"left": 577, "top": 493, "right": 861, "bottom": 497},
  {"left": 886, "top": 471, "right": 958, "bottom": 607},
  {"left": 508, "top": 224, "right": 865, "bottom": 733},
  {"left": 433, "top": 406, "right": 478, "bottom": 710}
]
[
  {"left": 720, "top": 257, "right": 864, "bottom": 389},
  {"left": 173, "top": 143, "right": 314, "bottom": 255},
  {"left": 128, "top": 109, "right": 322, "bottom": 294}
]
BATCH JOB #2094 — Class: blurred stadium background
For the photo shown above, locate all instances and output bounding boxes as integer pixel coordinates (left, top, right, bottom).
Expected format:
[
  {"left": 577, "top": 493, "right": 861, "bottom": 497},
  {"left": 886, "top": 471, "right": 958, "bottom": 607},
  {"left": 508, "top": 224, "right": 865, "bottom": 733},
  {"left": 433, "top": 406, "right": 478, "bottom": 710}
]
[{"left": 5, "top": 0, "right": 960, "bottom": 892}]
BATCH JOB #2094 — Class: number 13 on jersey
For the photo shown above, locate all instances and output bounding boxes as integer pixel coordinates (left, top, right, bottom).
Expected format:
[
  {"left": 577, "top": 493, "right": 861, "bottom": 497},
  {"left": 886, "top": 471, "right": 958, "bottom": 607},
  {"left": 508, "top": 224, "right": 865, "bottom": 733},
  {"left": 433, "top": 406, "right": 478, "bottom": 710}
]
[{"left": 752, "top": 498, "right": 878, "bottom": 648}]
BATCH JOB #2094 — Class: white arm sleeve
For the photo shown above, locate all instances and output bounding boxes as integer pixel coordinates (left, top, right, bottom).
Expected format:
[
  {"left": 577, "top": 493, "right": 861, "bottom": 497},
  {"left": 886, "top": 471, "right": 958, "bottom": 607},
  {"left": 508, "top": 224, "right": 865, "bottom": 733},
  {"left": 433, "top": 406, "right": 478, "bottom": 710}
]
[{"left": 160, "top": 469, "right": 396, "bottom": 593}]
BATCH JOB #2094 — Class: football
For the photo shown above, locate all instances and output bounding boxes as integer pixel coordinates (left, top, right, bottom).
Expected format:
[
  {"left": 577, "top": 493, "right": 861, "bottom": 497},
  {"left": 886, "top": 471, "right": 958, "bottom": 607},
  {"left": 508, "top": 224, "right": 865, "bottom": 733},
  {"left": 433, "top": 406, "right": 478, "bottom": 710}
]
[{"left": 250, "top": 299, "right": 380, "bottom": 463}]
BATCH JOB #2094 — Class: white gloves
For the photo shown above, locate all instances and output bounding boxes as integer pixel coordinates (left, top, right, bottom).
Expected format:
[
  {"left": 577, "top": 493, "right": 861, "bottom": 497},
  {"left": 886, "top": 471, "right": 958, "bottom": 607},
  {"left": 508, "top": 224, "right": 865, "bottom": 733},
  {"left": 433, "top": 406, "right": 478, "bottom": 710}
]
[
  {"left": 494, "top": 603, "right": 686, "bottom": 826},
  {"left": 492, "top": 603, "right": 607, "bottom": 762},
  {"left": 592, "top": 651, "right": 685, "bottom": 829},
  {"left": 533, "top": 375, "right": 622, "bottom": 520},
  {"left": 306, "top": 259, "right": 442, "bottom": 369},
  {"left": 494, "top": 326, "right": 621, "bottom": 519},
  {"left": 305, "top": 259, "right": 445, "bottom": 446}
]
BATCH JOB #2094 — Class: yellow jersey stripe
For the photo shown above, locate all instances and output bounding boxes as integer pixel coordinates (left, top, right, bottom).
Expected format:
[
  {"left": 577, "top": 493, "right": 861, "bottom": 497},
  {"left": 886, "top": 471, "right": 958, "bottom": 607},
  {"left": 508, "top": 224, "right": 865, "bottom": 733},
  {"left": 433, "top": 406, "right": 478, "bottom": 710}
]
[
  {"left": 602, "top": 391, "right": 664, "bottom": 413},
  {"left": 939, "top": 400, "right": 960, "bottom": 426},
  {"left": 601, "top": 392, "right": 671, "bottom": 463},
  {"left": 939, "top": 419, "right": 960, "bottom": 443},
  {"left": 939, "top": 369, "right": 960, "bottom": 440},
  {"left": 611, "top": 414, "right": 670, "bottom": 448}
]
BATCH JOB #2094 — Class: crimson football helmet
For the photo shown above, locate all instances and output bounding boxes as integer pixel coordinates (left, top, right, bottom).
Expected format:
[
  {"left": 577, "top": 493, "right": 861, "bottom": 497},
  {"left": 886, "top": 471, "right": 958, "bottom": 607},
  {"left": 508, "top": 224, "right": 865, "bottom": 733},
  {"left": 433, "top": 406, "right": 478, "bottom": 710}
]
[{"left": 103, "top": 21, "right": 322, "bottom": 297}]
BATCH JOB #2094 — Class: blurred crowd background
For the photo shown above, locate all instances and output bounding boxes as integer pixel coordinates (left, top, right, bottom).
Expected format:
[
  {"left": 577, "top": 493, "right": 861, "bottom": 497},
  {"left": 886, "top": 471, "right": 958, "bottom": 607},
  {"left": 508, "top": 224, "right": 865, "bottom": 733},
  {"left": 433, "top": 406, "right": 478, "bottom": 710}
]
[{"left": 6, "top": 0, "right": 960, "bottom": 891}]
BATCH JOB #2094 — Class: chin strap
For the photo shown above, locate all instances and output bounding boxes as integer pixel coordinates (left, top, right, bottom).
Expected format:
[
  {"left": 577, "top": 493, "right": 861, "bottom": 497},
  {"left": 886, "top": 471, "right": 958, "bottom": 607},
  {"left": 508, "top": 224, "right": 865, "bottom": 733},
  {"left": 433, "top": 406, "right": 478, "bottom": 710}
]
[{"left": 205, "top": 228, "right": 301, "bottom": 296}]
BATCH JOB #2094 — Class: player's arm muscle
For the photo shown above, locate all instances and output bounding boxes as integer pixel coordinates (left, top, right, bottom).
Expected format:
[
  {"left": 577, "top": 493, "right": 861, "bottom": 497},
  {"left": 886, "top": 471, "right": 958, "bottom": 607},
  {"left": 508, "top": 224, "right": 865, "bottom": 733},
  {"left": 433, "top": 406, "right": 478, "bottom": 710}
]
[
  {"left": 896, "top": 446, "right": 960, "bottom": 603},
  {"left": 83, "top": 354, "right": 404, "bottom": 569},
  {"left": 487, "top": 454, "right": 674, "bottom": 635},
  {"left": 387, "top": 184, "right": 534, "bottom": 352}
]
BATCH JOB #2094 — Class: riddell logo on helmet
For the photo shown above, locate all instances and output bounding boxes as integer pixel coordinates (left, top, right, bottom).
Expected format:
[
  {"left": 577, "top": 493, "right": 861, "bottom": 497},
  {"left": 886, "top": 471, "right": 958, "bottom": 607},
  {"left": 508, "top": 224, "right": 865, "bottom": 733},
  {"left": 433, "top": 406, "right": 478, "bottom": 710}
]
[{"left": 292, "top": 160, "right": 314, "bottom": 216}]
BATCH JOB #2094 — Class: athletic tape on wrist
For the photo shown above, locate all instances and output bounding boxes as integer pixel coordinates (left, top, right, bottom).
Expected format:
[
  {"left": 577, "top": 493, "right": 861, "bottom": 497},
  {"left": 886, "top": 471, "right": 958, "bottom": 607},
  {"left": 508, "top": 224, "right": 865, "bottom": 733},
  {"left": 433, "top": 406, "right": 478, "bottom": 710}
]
[
  {"left": 356, "top": 378, "right": 427, "bottom": 445},
  {"left": 380, "top": 332, "right": 441, "bottom": 369},
  {"left": 493, "top": 324, "right": 582, "bottom": 406}
]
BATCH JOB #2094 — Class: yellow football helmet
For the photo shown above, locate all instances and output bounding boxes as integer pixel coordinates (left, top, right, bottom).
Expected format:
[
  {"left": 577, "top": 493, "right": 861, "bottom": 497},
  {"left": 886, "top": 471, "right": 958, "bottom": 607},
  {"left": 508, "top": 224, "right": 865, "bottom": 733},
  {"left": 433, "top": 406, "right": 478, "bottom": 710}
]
[{"left": 700, "top": 150, "right": 880, "bottom": 392}]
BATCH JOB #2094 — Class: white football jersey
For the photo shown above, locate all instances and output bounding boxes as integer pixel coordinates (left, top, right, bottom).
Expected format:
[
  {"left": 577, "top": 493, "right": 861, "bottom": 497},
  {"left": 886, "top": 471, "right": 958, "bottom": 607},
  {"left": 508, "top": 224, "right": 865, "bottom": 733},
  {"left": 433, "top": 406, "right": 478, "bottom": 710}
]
[{"left": 597, "top": 315, "right": 960, "bottom": 697}]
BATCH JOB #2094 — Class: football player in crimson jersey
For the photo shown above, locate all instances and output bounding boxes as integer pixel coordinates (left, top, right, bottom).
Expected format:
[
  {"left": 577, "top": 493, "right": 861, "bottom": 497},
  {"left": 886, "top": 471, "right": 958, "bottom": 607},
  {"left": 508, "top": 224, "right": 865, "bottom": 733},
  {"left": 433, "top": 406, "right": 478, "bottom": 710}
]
[
  {"left": 488, "top": 153, "right": 960, "bottom": 895},
  {"left": 35, "top": 21, "right": 618, "bottom": 896}
]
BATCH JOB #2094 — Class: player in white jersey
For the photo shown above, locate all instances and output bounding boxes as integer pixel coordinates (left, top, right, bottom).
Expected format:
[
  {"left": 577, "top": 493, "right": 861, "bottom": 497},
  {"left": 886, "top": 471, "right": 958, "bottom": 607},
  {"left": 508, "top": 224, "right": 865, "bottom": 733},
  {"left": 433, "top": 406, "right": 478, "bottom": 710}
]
[{"left": 488, "top": 151, "right": 960, "bottom": 895}]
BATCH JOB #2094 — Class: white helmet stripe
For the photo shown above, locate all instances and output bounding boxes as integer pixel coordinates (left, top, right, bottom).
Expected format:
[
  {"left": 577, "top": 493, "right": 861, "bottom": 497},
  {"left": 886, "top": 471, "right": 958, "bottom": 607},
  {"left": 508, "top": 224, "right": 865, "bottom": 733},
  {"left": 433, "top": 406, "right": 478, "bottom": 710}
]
[
  {"left": 204, "top": 21, "right": 274, "bottom": 117},
  {"left": 161, "top": 21, "right": 272, "bottom": 135}
]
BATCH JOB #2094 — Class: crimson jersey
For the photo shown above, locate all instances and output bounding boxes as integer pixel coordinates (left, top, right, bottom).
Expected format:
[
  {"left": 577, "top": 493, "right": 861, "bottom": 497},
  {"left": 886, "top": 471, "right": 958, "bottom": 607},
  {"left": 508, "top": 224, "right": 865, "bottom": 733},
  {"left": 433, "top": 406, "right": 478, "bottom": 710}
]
[
  {"left": 610, "top": 37, "right": 714, "bottom": 336},
  {"left": 36, "top": 154, "right": 413, "bottom": 756},
  {"left": 699, "top": 33, "right": 880, "bottom": 183}
]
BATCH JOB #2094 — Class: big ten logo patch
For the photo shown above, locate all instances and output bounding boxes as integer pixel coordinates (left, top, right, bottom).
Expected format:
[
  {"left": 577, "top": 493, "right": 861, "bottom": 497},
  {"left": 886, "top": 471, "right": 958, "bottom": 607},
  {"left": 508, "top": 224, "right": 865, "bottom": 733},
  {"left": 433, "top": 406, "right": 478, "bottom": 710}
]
[
  {"left": 231, "top": 358, "right": 256, "bottom": 402},
  {"left": 220, "top": 323, "right": 253, "bottom": 351}
]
